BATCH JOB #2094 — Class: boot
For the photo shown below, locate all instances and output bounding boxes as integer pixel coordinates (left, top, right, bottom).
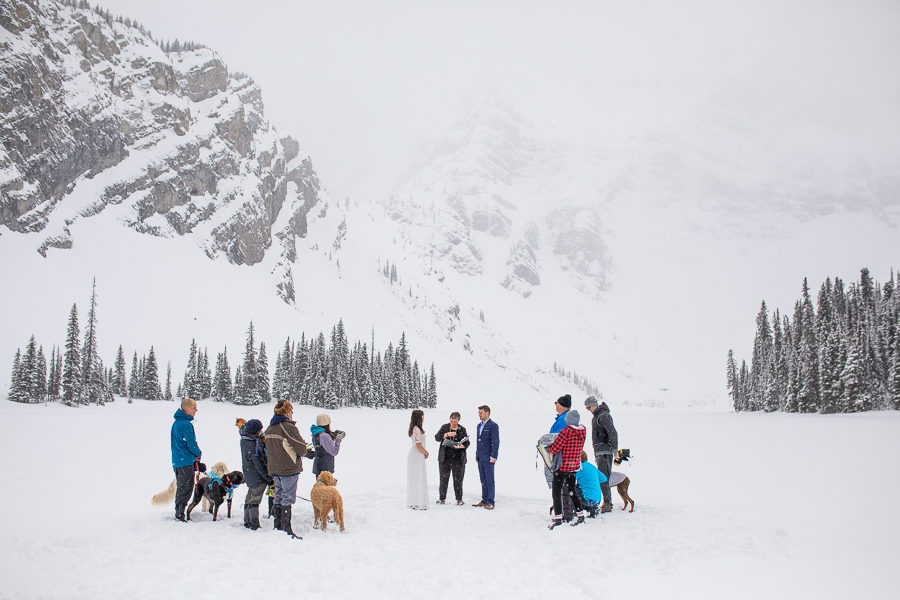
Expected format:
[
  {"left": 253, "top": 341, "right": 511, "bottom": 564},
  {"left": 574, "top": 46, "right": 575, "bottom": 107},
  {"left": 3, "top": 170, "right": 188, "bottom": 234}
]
[
  {"left": 273, "top": 504, "right": 283, "bottom": 531},
  {"left": 242, "top": 504, "right": 251, "bottom": 529},
  {"left": 175, "top": 504, "right": 186, "bottom": 522},
  {"left": 249, "top": 505, "right": 260, "bottom": 530},
  {"left": 548, "top": 518, "right": 563, "bottom": 531},
  {"left": 282, "top": 505, "right": 302, "bottom": 540},
  {"left": 570, "top": 515, "right": 585, "bottom": 527},
  {"left": 600, "top": 502, "right": 613, "bottom": 514}
]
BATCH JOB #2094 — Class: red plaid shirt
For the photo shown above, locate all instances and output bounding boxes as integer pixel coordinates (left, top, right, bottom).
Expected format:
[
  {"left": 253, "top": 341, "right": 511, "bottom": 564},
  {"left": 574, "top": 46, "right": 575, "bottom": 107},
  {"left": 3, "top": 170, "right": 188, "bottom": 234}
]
[{"left": 547, "top": 425, "right": 586, "bottom": 472}]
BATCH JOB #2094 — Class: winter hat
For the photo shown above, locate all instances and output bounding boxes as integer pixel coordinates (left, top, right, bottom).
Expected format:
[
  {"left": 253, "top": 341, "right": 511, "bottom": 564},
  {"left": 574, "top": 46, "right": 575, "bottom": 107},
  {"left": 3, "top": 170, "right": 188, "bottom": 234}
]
[
  {"left": 244, "top": 419, "right": 263, "bottom": 436},
  {"left": 557, "top": 394, "right": 572, "bottom": 409},
  {"left": 274, "top": 400, "right": 293, "bottom": 416},
  {"left": 584, "top": 396, "right": 598, "bottom": 408},
  {"left": 316, "top": 414, "right": 331, "bottom": 427},
  {"left": 565, "top": 409, "right": 581, "bottom": 427}
]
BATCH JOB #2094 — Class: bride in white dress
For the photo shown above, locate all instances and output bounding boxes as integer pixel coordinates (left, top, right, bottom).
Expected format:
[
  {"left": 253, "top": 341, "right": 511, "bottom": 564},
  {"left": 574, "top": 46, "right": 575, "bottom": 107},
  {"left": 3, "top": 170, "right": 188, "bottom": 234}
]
[{"left": 407, "top": 409, "right": 429, "bottom": 509}]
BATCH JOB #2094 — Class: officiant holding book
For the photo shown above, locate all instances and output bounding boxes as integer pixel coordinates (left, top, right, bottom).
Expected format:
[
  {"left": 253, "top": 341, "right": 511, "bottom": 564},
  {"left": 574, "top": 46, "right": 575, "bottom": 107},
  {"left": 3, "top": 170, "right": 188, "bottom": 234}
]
[{"left": 434, "top": 411, "right": 470, "bottom": 505}]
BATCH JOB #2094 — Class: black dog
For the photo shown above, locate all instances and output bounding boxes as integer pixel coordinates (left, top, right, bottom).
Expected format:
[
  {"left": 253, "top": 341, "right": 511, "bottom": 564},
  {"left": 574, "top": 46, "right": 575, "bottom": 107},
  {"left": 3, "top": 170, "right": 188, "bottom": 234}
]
[{"left": 186, "top": 471, "right": 244, "bottom": 521}]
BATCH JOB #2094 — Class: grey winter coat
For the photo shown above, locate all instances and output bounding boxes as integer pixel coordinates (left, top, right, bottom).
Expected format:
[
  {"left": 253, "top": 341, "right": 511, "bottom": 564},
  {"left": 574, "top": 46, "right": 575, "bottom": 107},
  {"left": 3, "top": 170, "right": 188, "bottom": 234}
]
[{"left": 590, "top": 402, "right": 618, "bottom": 455}]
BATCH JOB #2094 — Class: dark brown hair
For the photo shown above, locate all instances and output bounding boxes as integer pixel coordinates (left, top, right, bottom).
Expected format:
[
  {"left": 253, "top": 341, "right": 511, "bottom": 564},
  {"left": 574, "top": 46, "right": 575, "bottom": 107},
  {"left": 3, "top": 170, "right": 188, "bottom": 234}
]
[
  {"left": 478, "top": 405, "right": 491, "bottom": 414},
  {"left": 408, "top": 409, "right": 424, "bottom": 436}
]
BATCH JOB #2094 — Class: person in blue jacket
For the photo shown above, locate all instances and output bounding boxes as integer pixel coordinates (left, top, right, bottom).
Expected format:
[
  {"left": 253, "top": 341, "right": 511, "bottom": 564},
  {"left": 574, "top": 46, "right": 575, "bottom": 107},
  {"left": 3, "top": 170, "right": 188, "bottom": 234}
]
[
  {"left": 574, "top": 450, "right": 607, "bottom": 517},
  {"left": 171, "top": 398, "right": 202, "bottom": 522},
  {"left": 473, "top": 405, "right": 499, "bottom": 510}
]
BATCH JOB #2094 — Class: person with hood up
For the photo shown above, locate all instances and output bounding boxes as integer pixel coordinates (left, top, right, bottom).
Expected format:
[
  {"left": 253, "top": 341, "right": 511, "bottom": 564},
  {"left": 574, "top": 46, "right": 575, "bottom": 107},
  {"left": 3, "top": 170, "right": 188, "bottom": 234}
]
[
  {"left": 264, "top": 400, "right": 307, "bottom": 540},
  {"left": 584, "top": 396, "right": 618, "bottom": 513},
  {"left": 170, "top": 398, "right": 202, "bottom": 522},
  {"left": 310, "top": 413, "right": 345, "bottom": 477},
  {"left": 239, "top": 419, "right": 273, "bottom": 530},
  {"left": 546, "top": 409, "right": 588, "bottom": 529}
]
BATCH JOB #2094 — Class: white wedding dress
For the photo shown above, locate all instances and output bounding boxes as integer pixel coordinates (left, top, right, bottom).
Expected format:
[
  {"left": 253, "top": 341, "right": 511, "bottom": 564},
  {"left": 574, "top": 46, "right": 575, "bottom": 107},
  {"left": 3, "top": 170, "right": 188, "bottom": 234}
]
[{"left": 407, "top": 426, "right": 429, "bottom": 509}]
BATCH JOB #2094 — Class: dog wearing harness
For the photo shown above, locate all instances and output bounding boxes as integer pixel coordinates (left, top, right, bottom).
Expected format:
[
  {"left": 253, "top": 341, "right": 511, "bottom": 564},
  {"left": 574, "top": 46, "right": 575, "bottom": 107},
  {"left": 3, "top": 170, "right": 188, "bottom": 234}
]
[{"left": 186, "top": 469, "right": 245, "bottom": 521}]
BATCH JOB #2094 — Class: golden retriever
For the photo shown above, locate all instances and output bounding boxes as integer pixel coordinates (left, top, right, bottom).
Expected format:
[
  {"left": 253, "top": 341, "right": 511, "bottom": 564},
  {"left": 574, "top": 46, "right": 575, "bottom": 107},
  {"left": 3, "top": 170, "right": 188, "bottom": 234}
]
[{"left": 310, "top": 471, "right": 345, "bottom": 532}]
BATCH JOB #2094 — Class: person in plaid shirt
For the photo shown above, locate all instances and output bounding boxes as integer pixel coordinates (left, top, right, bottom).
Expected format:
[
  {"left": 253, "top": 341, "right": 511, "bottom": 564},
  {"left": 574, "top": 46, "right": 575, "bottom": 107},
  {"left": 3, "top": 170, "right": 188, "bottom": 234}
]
[{"left": 546, "top": 409, "right": 588, "bottom": 528}]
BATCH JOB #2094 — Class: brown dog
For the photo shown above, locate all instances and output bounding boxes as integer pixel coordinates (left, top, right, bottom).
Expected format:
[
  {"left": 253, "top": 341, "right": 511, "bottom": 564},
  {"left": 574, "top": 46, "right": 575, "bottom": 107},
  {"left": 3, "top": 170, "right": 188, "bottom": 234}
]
[
  {"left": 608, "top": 472, "right": 635, "bottom": 512},
  {"left": 310, "top": 471, "right": 345, "bottom": 532}
]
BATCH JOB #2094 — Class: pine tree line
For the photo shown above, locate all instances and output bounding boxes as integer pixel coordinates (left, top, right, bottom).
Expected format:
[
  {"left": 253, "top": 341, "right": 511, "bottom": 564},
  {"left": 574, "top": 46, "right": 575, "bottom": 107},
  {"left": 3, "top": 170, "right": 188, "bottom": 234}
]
[
  {"left": 552, "top": 362, "right": 601, "bottom": 398},
  {"left": 269, "top": 321, "right": 437, "bottom": 410},
  {"left": 728, "top": 268, "right": 900, "bottom": 413},
  {"left": 9, "top": 279, "right": 115, "bottom": 405}
]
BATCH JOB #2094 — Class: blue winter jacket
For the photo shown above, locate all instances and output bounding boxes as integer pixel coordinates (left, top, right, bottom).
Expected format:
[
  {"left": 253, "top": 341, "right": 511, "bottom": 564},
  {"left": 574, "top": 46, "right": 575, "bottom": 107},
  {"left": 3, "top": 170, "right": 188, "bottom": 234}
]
[
  {"left": 575, "top": 459, "right": 607, "bottom": 504},
  {"left": 550, "top": 410, "right": 569, "bottom": 434},
  {"left": 171, "top": 408, "right": 202, "bottom": 468}
]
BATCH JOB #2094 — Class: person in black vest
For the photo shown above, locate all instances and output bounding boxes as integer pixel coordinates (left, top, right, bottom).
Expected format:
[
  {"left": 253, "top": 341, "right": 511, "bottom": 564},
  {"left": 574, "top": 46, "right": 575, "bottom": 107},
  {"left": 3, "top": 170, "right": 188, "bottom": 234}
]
[
  {"left": 239, "top": 418, "right": 273, "bottom": 530},
  {"left": 310, "top": 413, "right": 345, "bottom": 477},
  {"left": 434, "top": 411, "right": 470, "bottom": 505}
]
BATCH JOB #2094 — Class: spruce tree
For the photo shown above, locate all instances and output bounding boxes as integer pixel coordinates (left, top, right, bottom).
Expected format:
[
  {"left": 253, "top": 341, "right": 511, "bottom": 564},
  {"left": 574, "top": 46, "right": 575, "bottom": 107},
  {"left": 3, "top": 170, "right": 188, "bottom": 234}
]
[
  {"left": 726, "top": 349, "right": 738, "bottom": 410},
  {"left": 144, "top": 347, "right": 162, "bottom": 401},
  {"left": 257, "top": 342, "right": 271, "bottom": 403},
  {"left": 237, "top": 323, "right": 261, "bottom": 405},
  {"left": 165, "top": 362, "right": 173, "bottom": 401},
  {"left": 113, "top": 345, "right": 127, "bottom": 396},
  {"left": 128, "top": 351, "right": 139, "bottom": 400},
  {"left": 62, "top": 304, "right": 82, "bottom": 406},
  {"left": 9, "top": 349, "right": 24, "bottom": 402}
]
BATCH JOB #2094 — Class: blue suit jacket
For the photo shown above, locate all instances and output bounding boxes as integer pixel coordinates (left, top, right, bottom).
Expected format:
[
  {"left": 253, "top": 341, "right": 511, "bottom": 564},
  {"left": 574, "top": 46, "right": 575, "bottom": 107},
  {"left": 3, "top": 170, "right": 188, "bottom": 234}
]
[{"left": 476, "top": 419, "right": 499, "bottom": 462}]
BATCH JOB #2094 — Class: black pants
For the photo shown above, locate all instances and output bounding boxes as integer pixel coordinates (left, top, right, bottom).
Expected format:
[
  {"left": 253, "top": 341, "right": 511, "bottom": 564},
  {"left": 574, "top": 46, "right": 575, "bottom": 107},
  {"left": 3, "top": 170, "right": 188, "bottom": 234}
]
[
  {"left": 174, "top": 464, "right": 195, "bottom": 517},
  {"left": 438, "top": 459, "right": 465, "bottom": 501},
  {"left": 595, "top": 453, "right": 613, "bottom": 505},
  {"left": 552, "top": 470, "right": 583, "bottom": 518}
]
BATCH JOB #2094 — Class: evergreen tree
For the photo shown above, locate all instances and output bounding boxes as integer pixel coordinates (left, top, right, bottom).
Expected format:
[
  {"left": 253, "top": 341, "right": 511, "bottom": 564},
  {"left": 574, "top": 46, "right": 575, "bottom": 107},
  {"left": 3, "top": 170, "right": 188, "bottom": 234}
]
[
  {"left": 726, "top": 349, "right": 738, "bottom": 410},
  {"left": 79, "top": 278, "right": 106, "bottom": 405},
  {"left": 128, "top": 351, "right": 139, "bottom": 400},
  {"left": 113, "top": 345, "right": 128, "bottom": 396},
  {"left": 749, "top": 302, "right": 773, "bottom": 410},
  {"left": 165, "top": 362, "right": 173, "bottom": 402},
  {"left": 198, "top": 349, "right": 212, "bottom": 399},
  {"left": 427, "top": 363, "right": 437, "bottom": 408},
  {"left": 233, "top": 365, "right": 243, "bottom": 403},
  {"left": 144, "top": 347, "right": 162, "bottom": 401},
  {"left": 257, "top": 342, "right": 271, "bottom": 403},
  {"left": 36, "top": 346, "right": 47, "bottom": 402},
  {"left": 183, "top": 339, "right": 198, "bottom": 400},
  {"left": 214, "top": 348, "right": 232, "bottom": 403},
  {"left": 62, "top": 304, "right": 82, "bottom": 406},
  {"left": 889, "top": 330, "right": 900, "bottom": 410},
  {"left": 841, "top": 337, "right": 864, "bottom": 412},
  {"left": 236, "top": 322, "right": 261, "bottom": 405},
  {"left": 9, "top": 349, "right": 24, "bottom": 402}
]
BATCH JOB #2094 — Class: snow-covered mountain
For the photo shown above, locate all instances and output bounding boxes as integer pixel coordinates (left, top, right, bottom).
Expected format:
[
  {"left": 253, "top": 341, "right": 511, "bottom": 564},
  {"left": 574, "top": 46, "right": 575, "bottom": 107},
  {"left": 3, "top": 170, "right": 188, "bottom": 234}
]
[
  {"left": 2, "top": 0, "right": 898, "bottom": 409},
  {"left": 0, "top": 0, "right": 322, "bottom": 303}
]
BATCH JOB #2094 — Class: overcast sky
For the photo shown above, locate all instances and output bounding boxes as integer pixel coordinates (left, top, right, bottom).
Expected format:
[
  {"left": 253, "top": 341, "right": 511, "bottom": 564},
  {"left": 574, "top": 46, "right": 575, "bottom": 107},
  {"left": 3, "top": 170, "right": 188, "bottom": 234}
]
[{"left": 96, "top": 0, "right": 900, "bottom": 203}]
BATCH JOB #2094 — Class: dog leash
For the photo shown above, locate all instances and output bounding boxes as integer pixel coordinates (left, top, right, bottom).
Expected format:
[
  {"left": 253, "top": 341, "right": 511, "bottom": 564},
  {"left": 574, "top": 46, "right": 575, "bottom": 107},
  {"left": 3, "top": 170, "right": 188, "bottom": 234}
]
[{"left": 294, "top": 495, "right": 312, "bottom": 503}]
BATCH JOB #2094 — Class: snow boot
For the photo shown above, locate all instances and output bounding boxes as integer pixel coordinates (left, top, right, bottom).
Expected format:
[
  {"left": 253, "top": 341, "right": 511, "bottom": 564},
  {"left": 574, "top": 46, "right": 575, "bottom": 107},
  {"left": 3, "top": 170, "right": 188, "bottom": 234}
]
[
  {"left": 249, "top": 505, "right": 261, "bottom": 531},
  {"left": 273, "top": 504, "right": 283, "bottom": 531},
  {"left": 600, "top": 502, "right": 613, "bottom": 514},
  {"left": 570, "top": 515, "right": 585, "bottom": 527},
  {"left": 548, "top": 518, "right": 563, "bottom": 531},
  {"left": 282, "top": 506, "right": 302, "bottom": 540},
  {"left": 242, "top": 504, "right": 251, "bottom": 529}
]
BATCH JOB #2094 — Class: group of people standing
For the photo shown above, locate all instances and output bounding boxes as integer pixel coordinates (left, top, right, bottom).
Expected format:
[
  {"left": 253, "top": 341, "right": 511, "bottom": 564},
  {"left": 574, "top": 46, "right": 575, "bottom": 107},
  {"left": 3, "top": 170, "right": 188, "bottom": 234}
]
[
  {"left": 170, "top": 393, "right": 616, "bottom": 533},
  {"left": 170, "top": 398, "right": 343, "bottom": 540},
  {"left": 407, "top": 405, "right": 499, "bottom": 510}
]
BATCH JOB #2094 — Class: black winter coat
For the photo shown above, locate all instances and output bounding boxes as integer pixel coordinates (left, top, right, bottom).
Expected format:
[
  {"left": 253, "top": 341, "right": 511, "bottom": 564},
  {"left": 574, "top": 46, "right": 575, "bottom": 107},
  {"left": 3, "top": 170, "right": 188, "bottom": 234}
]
[
  {"left": 240, "top": 434, "right": 273, "bottom": 488},
  {"left": 434, "top": 423, "right": 469, "bottom": 464},
  {"left": 590, "top": 403, "right": 618, "bottom": 455}
]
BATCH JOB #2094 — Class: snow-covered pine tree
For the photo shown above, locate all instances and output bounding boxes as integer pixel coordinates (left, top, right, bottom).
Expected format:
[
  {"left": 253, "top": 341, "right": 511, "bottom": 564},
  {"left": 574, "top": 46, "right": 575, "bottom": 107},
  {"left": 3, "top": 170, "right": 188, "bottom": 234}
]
[
  {"left": 183, "top": 339, "right": 198, "bottom": 400},
  {"left": 144, "top": 347, "right": 162, "bottom": 401},
  {"left": 233, "top": 366, "right": 243, "bottom": 403},
  {"left": 841, "top": 336, "right": 864, "bottom": 412},
  {"left": 20, "top": 335, "right": 39, "bottom": 403},
  {"left": 79, "top": 278, "right": 105, "bottom": 405},
  {"left": 749, "top": 302, "right": 773, "bottom": 411},
  {"left": 198, "top": 349, "right": 212, "bottom": 399},
  {"left": 128, "top": 351, "right": 139, "bottom": 401},
  {"left": 214, "top": 348, "right": 232, "bottom": 402},
  {"left": 165, "top": 362, "right": 173, "bottom": 402},
  {"left": 37, "top": 346, "right": 47, "bottom": 402},
  {"left": 292, "top": 335, "right": 307, "bottom": 401},
  {"left": 258, "top": 342, "right": 271, "bottom": 403},
  {"left": 113, "top": 345, "right": 127, "bottom": 396},
  {"left": 62, "top": 304, "right": 81, "bottom": 406},
  {"left": 427, "top": 363, "right": 437, "bottom": 408},
  {"left": 395, "top": 332, "right": 411, "bottom": 409},
  {"left": 236, "top": 323, "right": 261, "bottom": 405},
  {"left": 9, "top": 349, "right": 24, "bottom": 402},
  {"left": 889, "top": 331, "right": 900, "bottom": 410}
]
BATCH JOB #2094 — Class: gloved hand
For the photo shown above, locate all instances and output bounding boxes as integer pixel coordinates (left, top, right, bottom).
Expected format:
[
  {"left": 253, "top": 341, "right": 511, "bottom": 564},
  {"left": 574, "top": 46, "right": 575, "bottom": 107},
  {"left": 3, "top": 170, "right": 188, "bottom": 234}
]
[
  {"left": 266, "top": 483, "right": 276, "bottom": 497},
  {"left": 334, "top": 430, "right": 346, "bottom": 441}
]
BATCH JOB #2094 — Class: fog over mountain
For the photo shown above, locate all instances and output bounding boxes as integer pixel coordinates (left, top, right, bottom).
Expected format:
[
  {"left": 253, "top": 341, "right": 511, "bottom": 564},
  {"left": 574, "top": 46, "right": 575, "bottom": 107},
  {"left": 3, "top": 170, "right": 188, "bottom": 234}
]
[{"left": 1, "top": 0, "right": 898, "bottom": 407}]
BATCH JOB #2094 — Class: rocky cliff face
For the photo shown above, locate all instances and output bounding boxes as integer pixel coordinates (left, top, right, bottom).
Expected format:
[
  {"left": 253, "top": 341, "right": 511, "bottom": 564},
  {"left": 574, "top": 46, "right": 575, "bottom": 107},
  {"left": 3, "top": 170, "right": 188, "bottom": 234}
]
[{"left": 0, "top": 0, "right": 323, "bottom": 302}]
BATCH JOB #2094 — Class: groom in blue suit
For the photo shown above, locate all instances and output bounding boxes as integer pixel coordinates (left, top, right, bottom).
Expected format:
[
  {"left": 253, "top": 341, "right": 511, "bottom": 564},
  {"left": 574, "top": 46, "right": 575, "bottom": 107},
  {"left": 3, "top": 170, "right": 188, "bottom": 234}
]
[{"left": 473, "top": 405, "right": 500, "bottom": 509}]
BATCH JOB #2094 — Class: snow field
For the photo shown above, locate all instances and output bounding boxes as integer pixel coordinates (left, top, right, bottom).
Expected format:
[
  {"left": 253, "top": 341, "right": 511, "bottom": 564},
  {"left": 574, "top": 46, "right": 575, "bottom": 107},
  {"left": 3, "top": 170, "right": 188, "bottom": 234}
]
[{"left": 1, "top": 399, "right": 897, "bottom": 599}]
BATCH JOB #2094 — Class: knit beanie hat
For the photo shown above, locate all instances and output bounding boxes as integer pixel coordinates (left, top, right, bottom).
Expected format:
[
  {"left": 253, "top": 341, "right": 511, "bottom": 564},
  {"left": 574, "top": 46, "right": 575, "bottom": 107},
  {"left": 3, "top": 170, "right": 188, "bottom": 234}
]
[
  {"left": 274, "top": 400, "right": 293, "bottom": 416},
  {"left": 565, "top": 409, "right": 581, "bottom": 427},
  {"left": 584, "top": 396, "right": 598, "bottom": 408},
  {"left": 316, "top": 414, "right": 331, "bottom": 427},
  {"left": 557, "top": 394, "right": 572, "bottom": 409},
  {"left": 244, "top": 419, "right": 263, "bottom": 436}
]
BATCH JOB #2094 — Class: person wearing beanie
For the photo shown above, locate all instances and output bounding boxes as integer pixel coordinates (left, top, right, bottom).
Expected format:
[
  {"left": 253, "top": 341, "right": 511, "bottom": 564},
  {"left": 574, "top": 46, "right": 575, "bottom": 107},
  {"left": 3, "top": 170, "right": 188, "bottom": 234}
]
[
  {"left": 264, "top": 400, "right": 307, "bottom": 539},
  {"left": 550, "top": 394, "right": 572, "bottom": 434},
  {"left": 310, "top": 413, "right": 345, "bottom": 477},
  {"left": 584, "top": 396, "right": 618, "bottom": 513},
  {"left": 239, "top": 418, "right": 273, "bottom": 530},
  {"left": 546, "top": 409, "right": 588, "bottom": 529}
]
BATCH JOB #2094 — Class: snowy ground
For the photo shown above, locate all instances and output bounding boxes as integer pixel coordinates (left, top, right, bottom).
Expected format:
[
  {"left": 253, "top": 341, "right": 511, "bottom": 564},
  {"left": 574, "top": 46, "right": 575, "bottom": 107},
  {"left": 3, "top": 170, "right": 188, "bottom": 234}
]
[{"left": 1, "top": 398, "right": 897, "bottom": 599}]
